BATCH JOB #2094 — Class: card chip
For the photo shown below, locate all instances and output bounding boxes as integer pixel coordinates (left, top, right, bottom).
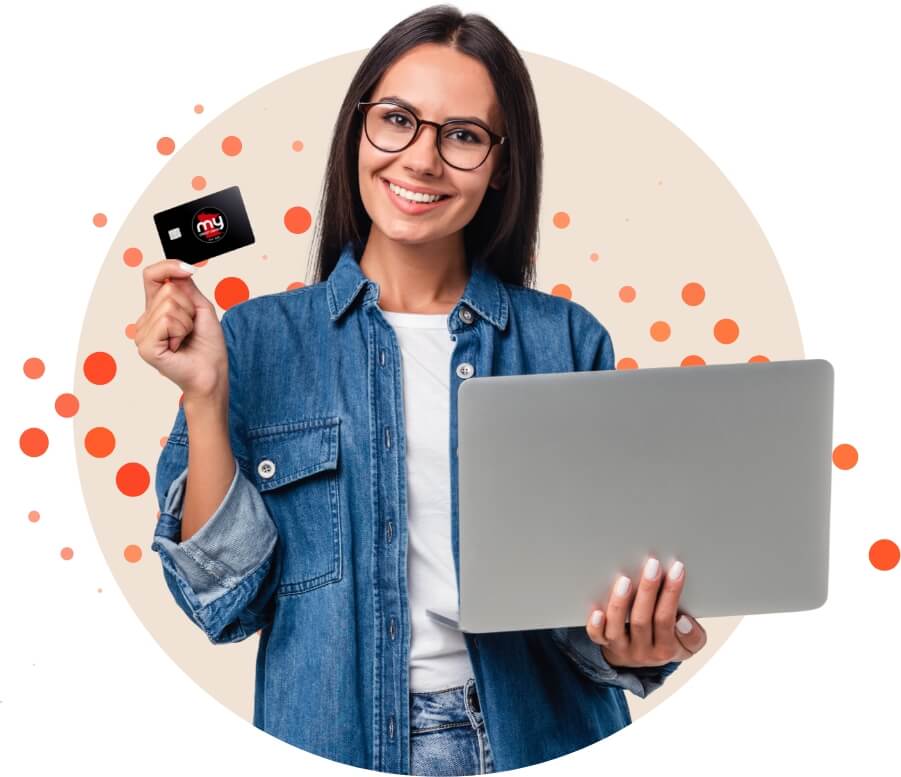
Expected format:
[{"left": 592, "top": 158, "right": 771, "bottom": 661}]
[{"left": 168, "top": 227, "right": 182, "bottom": 240}]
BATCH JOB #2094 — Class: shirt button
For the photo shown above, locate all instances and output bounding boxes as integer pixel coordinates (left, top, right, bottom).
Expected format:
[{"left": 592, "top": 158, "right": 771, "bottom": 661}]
[
  {"left": 388, "top": 715, "right": 396, "bottom": 741},
  {"left": 459, "top": 306, "right": 474, "bottom": 324},
  {"left": 257, "top": 459, "right": 276, "bottom": 479},
  {"left": 388, "top": 617, "right": 397, "bottom": 641},
  {"left": 456, "top": 362, "right": 474, "bottom": 379}
]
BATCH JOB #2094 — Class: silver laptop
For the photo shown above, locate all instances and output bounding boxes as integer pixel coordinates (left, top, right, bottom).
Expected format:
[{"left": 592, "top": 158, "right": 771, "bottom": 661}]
[{"left": 427, "top": 358, "right": 833, "bottom": 633}]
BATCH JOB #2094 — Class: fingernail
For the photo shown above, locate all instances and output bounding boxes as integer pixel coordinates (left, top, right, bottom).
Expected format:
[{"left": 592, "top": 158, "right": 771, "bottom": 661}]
[
  {"left": 644, "top": 557, "right": 659, "bottom": 580},
  {"left": 590, "top": 610, "right": 604, "bottom": 627},
  {"left": 676, "top": 615, "right": 692, "bottom": 634},
  {"left": 178, "top": 261, "right": 196, "bottom": 273},
  {"left": 615, "top": 576, "right": 631, "bottom": 597},
  {"left": 668, "top": 560, "right": 684, "bottom": 581}
]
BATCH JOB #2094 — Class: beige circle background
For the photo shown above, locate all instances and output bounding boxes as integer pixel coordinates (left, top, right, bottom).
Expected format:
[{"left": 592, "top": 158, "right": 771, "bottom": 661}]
[{"left": 78, "top": 48, "right": 801, "bottom": 741}]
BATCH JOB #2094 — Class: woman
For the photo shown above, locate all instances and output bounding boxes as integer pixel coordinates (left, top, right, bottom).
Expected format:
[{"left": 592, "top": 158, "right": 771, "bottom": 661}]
[{"left": 138, "top": 5, "right": 707, "bottom": 775}]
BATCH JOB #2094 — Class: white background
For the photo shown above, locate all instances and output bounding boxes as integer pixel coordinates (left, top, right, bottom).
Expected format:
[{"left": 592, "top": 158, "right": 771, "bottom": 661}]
[{"left": 2, "top": 1, "right": 898, "bottom": 773}]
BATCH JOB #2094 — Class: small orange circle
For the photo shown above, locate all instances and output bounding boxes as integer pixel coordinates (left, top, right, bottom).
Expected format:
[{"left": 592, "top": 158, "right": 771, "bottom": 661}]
[
  {"left": 20, "top": 428, "right": 49, "bottom": 457},
  {"left": 60, "top": 547, "right": 74, "bottom": 560},
  {"left": 93, "top": 213, "right": 108, "bottom": 227},
  {"left": 749, "top": 354, "right": 770, "bottom": 363},
  {"left": 222, "top": 135, "right": 243, "bottom": 156},
  {"left": 191, "top": 175, "right": 207, "bottom": 191},
  {"left": 28, "top": 510, "right": 40, "bottom": 523},
  {"left": 551, "top": 283, "right": 572, "bottom": 299},
  {"left": 124, "top": 545, "right": 143, "bottom": 563},
  {"left": 292, "top": 140, "right": 304, "bottom": 152},
  {"left": 287, "top": 281, "right": 306, "bottom": 291},
  {"left": 83, "top": 351, "right": 117, "bottom": 385},
  {"left": 619, "top": 286, "right": 636, "bottom": 303},
  {"left": 23, "top": 357, "right": 45, "bottom": 379},
  {"left": 215, "top": 276, "right": 250, "bottom": 310},
  {"left": 650, "top": 321, "right": 671, "bottom": 342},
  {"left": 116, "top": 463, "right": 151, "bottom": 497},
  {"left": 194, "top": 260, "right": 208, "bottom": 268},
  {"left": 157, "top": 137, "right": 176, "bottom": 155},
  {"left": 681, "top": 355, "right": 706, "bottom": 367},
  {"left": 85, "top": 427, "right": 116, "bottom": 458},
  {"left": 682, "top": 282, "right": 706, "bottom": 306},
  {"left": 870, "top": 539, "right": 900, "bottom": 571},
  {"left": 552, "top": 211, "right": 570, "bottom": 229},
  {"left": 55, "top": 393, "right": 80, "bottom": 418},
  {"left": 125, "top": 323, "right": 137, "bottom": 339},
  {"left": 616, "top": 357, "right": 638, "bottom": 370},
  {"left": 589, "top": 252, "right": 599, "bottom": 262},
  {"left": 284, "top": 206, "right": 312, "bottom": 234},
  {"left": 123, "top": 247, "right": 143, "bottom": 267},
  {"left": 832, "top": 443, "right": 858, "bottom": 470},
  {"left": 194, "top": 104, "right": 204, "bottom": 114},
  {"left": 714, "top": 318, "right": 740, "bottom": 344}
]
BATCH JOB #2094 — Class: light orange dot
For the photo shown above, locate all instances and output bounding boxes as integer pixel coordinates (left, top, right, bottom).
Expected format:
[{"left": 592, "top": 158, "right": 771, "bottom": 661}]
[
  {"left": 681, "top": 355, "right": 706, "bottom": 367},
  {"left": 869, "top": 539, "right": 899, "bottom": 571},
  {"left": 194, "top": 260, "right": 209, "bottom": 268},
  {"left": 261, "top": 254, "right": 268, "bottom": 261},
  {"left": 191, "top": 175, "right": 206, "bottom": 191},
  {"left": 28, "top": 510, "right": 40, "bottom": 523},
  {"left": 682, "top": 282, "right": 706, "bottom": 306},
  {"left": 215, "top": 276, "right": 250, "bottom": 310},
  {"left": 123, "top": 247, "right": 143, "bottom": 267},
  {"left": 292, "top": 140, "right": 304, "bottom": 152},
  {"left": 714, "top": 318, "right": 740, "bottom": 344},
  {"left": 93, "top": 213, "right": 108, "bottom": 227},
  {"left": 23, "top": 357, "right": 45, "bottom": 379},
  {"left": 650, "top": 321, "right": 671, "bottom": 342},
  {"left": 160, "top": 436, "right": 168, "bottom": 447},
  {"left": 749, "top": 354, "right": 769, "bottom": 363},
  {"left": 125, "top": 323, "right": 137, "bottom": 339},
  {"left": 60, "top": 547, "right": 74, "bottom": 560},
  {"left": 617, "top": 357, "right": 638, "bottom": 370},
  {"left": 589, "top": 252, "right": 599, "bottom": 262},
  {"left": 124, "top": 545, "right": 143, "bottom": 563},
  {"left": 552, "top": 211, "right": 570, "bottom": 229},
  {"left": 284, "top": 206, "right": 312, "bottom": 235},
  {"left": 832, "top": 443, "right": 858, "bottom": 470},
  {"left": 84, "top": 351, "right": 117, "bottom": 385},
  {"left": 116, "top": 462, "right": 150, "bottom": 497},
  {"left": 55, "top": 393, "right": 80, "bottom": 417},
  {"left": 194, "top": 104, "right": 204, "bottom": 114},
  {"left": 221, "top": 135, "right": 243, "bottom": 156},
  {"left": 157, "top": 137, "right": 175, "bottom": 155},
  {"left": 20, "top": 428, "right": 49, "bottom": 457},
  {"left": 85, "top": 427, "right": 116, "bottom": 458},
  {"left": 551, "top": 283, "right": 572, "bottom": 299},
  {"left": 619, "top": 286, "right": 636, "bottom": 303},
  {"left": 287, "top": 281, "right": 305, "bottom": 291}
]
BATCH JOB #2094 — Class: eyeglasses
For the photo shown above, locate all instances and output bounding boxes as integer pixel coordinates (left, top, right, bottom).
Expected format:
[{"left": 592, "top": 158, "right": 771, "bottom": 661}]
[{"left": 357, "top": 100, "right": 506, "bottom": 171}]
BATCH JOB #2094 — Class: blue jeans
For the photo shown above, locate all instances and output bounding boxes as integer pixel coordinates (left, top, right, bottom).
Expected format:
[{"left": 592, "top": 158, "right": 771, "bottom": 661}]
[{"left": 409, "top": 678, "right": 496, "bottom": 775}]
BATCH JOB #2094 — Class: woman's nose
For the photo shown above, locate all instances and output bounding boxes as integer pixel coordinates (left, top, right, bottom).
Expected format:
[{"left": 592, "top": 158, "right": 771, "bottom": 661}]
[{"left": 402, "top": 123, "right": 443, "bottom": 174}]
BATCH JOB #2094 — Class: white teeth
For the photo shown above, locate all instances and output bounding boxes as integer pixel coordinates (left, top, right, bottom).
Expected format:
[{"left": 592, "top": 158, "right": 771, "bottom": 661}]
[{"left": 387, "top": 181, "right": 446, "bottom": 203}]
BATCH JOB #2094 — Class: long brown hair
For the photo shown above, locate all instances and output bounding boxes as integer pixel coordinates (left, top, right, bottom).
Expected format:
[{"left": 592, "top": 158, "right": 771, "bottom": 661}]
[{"left": 307, "top": 4, "right": 542, "bottom": 289}]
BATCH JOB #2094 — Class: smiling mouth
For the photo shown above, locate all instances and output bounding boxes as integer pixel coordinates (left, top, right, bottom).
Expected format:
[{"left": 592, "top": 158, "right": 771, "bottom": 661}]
[{"left": 382, "top": 177, "right": 453, "bottom": 203}]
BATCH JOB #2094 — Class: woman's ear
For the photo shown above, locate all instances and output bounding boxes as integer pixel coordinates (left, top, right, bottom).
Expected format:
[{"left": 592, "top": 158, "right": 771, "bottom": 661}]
[{"left": 489, "top": 163, "right": 508, "bottom": 191}]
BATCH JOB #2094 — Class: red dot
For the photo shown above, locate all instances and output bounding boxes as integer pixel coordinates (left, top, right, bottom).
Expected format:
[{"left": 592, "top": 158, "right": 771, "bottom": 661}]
[
  {"left": 215, "top": 277, "right": 250, "bottom": 310},
  {"left": 870, "top": 539, "right": 899, "bottom": 571},
  {"left": 681, "top": 355, "right": 706, "bottom": 367},
  {"left": 284, "top": 206, "right": 312, "bottom": 235},
  {"left": 832, "top": 444, "right": 858, "bottom": 470},
  {"left": 682, "top": 282, "right": 706, "bottom": 306},
  {"left": 60, "top": 547, "right": 74, "bottom": 560},
  {"left": 551, "top": 284, "right": 572, "bottom": 299},
  {"left": 93, "top": 213, "right": 108, "bottom": 227},
  {"left": 116, "top": 463, "right": 151, "bottom": 497},
  {"left": 55, "top": 393, "right": 80, "bottom": 417},
  {"left": 157, "top": 137, "right": 176, "bottom": 155},
  {"left": 124, "top": 545, "right": 143, "bottom": 563},
  {"left": 28, "top": 510, "right": 40, "bottom": 523},
  {"left": 552, "top": 212, "right": 570, "bottom": 228},
  {"left": 619, "top": 286, "right": 636, "bottom": 303},
  {"left": 23, "top": 357, "right": 45, "bottom": 379},
  {"left": 221, "top": 135, "right": 243, "bottom": 156},
  {"left": 617, "top": 357, "right": 638, "bottom": 370},
  {"left": 749, "top": 354, "right": 770, "bottom": 363},
  {"left": 714, "top": 319, "right": 740, "bottom": 344},
  {"left": 20, "top": 428, "right": 49, "bottom": 457},
  {"left": 287, "top": 281, "right": 306, "bottom": 291},
  {"left": 83, "top": 352, "right": 117, "bottom": 385}
]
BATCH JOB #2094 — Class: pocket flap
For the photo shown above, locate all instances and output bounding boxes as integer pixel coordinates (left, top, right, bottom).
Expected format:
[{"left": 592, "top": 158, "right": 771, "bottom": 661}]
[{"left": 247, "top": 416, "right": 340, "bottom": 492}]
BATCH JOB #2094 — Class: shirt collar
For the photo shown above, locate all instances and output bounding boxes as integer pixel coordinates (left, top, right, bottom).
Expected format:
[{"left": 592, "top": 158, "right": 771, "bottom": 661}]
[{"left": 327, "top": 240, "right": 509, "bottom": 331}]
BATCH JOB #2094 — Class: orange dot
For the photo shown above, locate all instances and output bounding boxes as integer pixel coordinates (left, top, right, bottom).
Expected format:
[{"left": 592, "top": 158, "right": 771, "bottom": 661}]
[
  {"left": 23, "top": 357, "right": 45, "bottom": 379},
  {"left": 191, "top": 175, "right": 206, "bottom": 191},
  {"left": 650, "top": 321, "right": 671, "bottom": 341},
  {"left": 124, "top": 545, "right": 143, "bottom": 563},
  {"left": 287, "top": 281, "right": 305, "bottom": 291},
  {"left": 619, "top": 286, "right": 636, "bottom": 303},
  {"left": 123, "top": 247, "right": 143, "bottom": 267},
  {"left": 93, "top": 213, "right": 108, "bottom": 227},
  {"left": 194, "top": 104, "right": 204, "bottom": 114},
  {"left": 292, "top": 140, "right": 304, "bottom": 152},
  {"left": 551, "top": 283, "right": 572, "bottom": 299},
  {"left": 125, "top": 323, "right": 137, "bottom": 339},
  {"left": 55, "top": 393, "right": 80, "bottom": 417},
  {"left": 749, "top": 354, "right": 770, "bottom": 363},
  {"left": 681, "top": 355, "right": 706, "bottom": 367},
  {"left": 284, "top": 206, "right": 312, "bottom": 234},
  {"left": 714, "top": 318, "right": 740, "bottom": 344},
  {"left": 589, "top": 252, "right": 599, "bottom": 262},
  {"left": 160, "top": 436, "right": 168, "bottom": 447},
  {"left": 20, "top": 428, "right": 49, "bottom": 457},
  {"left": 60, "top": 547, "right": 74, "bottom": 561},
  {"left": 682, "top": 282, "right": 706, "bottom": 306},
  {"left": 28, "top": 510, "right": 40, "bottom": 523},
  {"left": 85, "top": 427, "right": 116, "bottom": 458},
  {"left": 221, "top": 135, "right": 243, "bottom": 156},
  {"left": 552, "top": 211, "right": 570, "bottom": 229},
  {"left": 215, "top": 276, "right": 250, "bottom": 310},
  {"left": 869, "top": 539, "right": 900, "bottom": 571},
  {"left": 83, "top": 351, "right": 117, "bottom": 385},
  {"left": 157, "top": 137, "right": 175, "bottom": 155},
  {"left": 194, "top": 260, "right": 209, "bottom": 268},
  {"left": 116, "top": 462, "right": 150, "bottom": 497},
  {"left": 832, "top": 443, "right": 858, "bottom": 470},
  {"left": 617, "top": 357, "right": 638, "bottom": 370}
]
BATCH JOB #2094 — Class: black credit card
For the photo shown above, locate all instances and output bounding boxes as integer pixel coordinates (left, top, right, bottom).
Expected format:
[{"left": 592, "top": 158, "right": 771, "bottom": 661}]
[{"left": 153, "top": 185, "right": 255, "bottom": 264}]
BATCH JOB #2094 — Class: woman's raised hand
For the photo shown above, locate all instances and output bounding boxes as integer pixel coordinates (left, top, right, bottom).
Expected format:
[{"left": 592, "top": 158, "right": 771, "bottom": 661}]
[
  {"left": 134, "top": 259, "right": 229, "bottom": 401},
  {"left": 585, "top": 558, "right": 707, "bottom": 668}
]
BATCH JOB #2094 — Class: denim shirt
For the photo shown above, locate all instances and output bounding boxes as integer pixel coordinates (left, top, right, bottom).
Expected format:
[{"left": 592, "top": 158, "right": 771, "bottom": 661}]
[{"left": 151, "top": 240, "right": 681, "bottom": 773}]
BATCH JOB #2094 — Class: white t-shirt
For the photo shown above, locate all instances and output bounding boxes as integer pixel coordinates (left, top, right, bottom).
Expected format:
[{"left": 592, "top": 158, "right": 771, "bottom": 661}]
[{"left": 378, "top": 305, "right": 475, "bottom": 692}]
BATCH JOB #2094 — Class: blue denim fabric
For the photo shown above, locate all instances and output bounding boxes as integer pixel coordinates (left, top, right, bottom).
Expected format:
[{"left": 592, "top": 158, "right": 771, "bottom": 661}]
[
  {"left": 409, "top": 679, "right": 495, "bottom": 776},
  {"left": 151, "top": 239, "right": 681, "bottom": 773}
]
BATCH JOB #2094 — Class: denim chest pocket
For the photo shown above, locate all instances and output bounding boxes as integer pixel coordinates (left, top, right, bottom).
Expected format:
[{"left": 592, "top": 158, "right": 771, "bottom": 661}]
[{"left": 245, "top": 416, "right": 342, "bottom": 597}]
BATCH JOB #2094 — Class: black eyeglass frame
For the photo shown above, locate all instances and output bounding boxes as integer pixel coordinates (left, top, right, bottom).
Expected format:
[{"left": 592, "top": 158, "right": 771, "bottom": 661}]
[{"left": 356, "top": 100, "right": 507, "bottom": 171}]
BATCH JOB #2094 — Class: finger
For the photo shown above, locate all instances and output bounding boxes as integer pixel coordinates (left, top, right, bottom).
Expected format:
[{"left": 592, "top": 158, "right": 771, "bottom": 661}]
[
  {"left": 585, "top": 608, "right": 609, "bottom": 646},
  {"left": 674, "top": 612, "right": 707, "bottom": 656},
  {"left": 603, "top": 574, "right": 634, "bottom": 646},
  {"left": 145, "top": 299, "right": 194, "bottom": 355},
  {"left": 142, "top": 259, "right": 197, "bottom": 309},
  {"left": 629, "top": 556, "right": 664, "bottom": 656},
  {"left": 136, "top": 287, "right": 196, "bottom": 347},
  {"left": 650, "top": 559, "right": 686, "bottom": 658}
]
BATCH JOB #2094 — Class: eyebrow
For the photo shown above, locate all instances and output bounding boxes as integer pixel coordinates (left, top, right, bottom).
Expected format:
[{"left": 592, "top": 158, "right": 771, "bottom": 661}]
[{"left": 377, "top": 95, "right": 491, "bottom": 127}]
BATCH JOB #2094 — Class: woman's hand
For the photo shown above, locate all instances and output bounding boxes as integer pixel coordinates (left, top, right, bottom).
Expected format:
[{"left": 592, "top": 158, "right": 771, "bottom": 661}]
[{"left": 584, "top": 557, "right": 707, "bottom": 668}]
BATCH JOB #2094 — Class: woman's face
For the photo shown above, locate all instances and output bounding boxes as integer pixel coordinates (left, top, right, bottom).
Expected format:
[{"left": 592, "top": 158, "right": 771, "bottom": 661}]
[{"left": 357, "top": 43, "right": 506, "bottom": 249}]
